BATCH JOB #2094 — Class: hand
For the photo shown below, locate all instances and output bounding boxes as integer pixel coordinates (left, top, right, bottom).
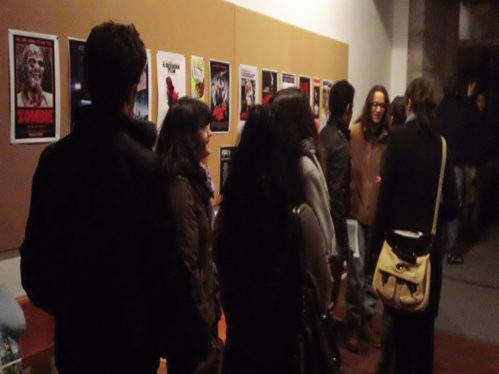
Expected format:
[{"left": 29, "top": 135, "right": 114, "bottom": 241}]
[{"left": 467, "top": 82, "right": 476, "bottom": 97}]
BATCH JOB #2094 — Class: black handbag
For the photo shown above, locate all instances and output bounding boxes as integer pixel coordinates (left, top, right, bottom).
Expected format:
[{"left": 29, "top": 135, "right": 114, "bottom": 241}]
[{"left": 293, "top": 205, "right": 341, "bottom": 374}]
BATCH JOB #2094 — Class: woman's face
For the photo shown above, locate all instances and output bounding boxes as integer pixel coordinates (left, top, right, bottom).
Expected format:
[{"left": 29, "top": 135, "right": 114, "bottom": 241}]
[
  {"left": 370, "top": 91, "right": 386, "bottom": 124},
  {"left": 198, "top": 122, "right": 212, "bottom": 159}
]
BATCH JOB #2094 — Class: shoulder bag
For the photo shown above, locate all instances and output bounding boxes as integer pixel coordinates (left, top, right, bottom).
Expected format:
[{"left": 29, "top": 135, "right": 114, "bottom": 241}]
[{"left": 372, "top": 137, "right": 447, "bottom": 313}]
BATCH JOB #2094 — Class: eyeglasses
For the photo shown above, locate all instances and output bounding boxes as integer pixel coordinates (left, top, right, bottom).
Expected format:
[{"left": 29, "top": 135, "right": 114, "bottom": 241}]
[{"left": 372, "top": 102, "right": 386, "bottom": 111}]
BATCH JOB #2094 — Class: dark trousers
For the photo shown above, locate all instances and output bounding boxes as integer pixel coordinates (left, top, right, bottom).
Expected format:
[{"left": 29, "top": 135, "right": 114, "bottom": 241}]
[{"left": 388, "top": 307, "right": 435, "bottom": 374}]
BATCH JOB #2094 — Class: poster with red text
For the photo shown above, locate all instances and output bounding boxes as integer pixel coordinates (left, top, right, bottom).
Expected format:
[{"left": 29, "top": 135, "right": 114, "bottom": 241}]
[
  {"left": 313, "top": 78, "right": 321, "bottom": 129},
  {"left": 210, "top": 60, "right": 230, "bottom": 133},
  {"left": 157, "top": 51, "right": 186, "bottom": 128},
  {"left": 9, "top": 29, "right": 60, "bottom": 144},
  {"left": 238, "top": 64, "right": 258, "bottom": 132}
]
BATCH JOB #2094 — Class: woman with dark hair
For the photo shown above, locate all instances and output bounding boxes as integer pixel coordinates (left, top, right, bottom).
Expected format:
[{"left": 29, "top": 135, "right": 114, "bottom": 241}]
[
  {"left": 389, "top": 96, "right": 407, "bottom": 128},
  {"left": 271, "top": 88, "right": 335, "bottom": 263},
  {"left": 371, "top": 78, "right": 458, "bottom": 374},
  {"left": 347, "top": 84, "right": 390, "bottom": 351},
  {"left": 156, "top": 97, "right": 221, "bottom": 374},
  {"left": 213, "top": 105, "right": 333, "bottom": 374}
]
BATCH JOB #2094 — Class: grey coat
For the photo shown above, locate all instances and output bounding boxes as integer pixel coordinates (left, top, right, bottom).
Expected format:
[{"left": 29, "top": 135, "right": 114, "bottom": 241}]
[{"left": 299, "top": 137, "right": 336, "bottom": 257}]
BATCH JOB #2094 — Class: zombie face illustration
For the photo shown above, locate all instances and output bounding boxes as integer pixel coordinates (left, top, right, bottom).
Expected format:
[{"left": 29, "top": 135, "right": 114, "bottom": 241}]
[{"left": 22, "top": 44, "right": 45, "bottom": 92}]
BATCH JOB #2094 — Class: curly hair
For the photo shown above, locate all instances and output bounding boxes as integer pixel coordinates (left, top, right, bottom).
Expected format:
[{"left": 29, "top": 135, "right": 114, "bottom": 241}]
[
  {"left": 83, "top": 22, "right": 146, "bottom": 111},
  {"left": 329, "top": 80, "right": 355, "bottom": 117}
]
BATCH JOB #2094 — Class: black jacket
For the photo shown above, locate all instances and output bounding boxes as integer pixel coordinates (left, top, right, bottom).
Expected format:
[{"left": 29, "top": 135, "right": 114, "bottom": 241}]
[
  {"left": 435, "top": 95, "right": 467, "bottom": 166},
  {"left": 371, "top": 118, "right": 459, "bottom": 316},
  {"left": 164, "top": 174, "right": 221, "bottom": 371},
  {"left": 319, "top": 115, "right": 351, "bottom": 250},
  {"left": 19, "top": 106, "right": 196, "bottom": 374}
]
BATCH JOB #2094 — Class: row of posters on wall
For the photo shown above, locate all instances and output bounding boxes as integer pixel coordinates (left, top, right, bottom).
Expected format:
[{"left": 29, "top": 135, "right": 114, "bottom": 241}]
[{"left": 8, "top": 29, "right": 335, "bottom": 145}]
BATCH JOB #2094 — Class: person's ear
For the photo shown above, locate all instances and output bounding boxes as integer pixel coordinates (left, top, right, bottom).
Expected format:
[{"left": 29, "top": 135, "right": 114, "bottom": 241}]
[
  {"left": 406, "top": 99, "right": 412, "bottom": 115},
  {"left": 122, "top": 83, "right": 139, "bottom": 117},
  {"left": 128, "top": 83, "right": 138, "bottom": 105}
]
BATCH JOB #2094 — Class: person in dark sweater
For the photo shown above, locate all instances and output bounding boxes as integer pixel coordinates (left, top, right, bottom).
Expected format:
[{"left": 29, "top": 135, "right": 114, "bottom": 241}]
[
  {"left": 20, "top": 22, "right": 202, "bottom": 374},
  {"left": 319, "top": 80, "right": 362, "bottom": 349},
  {"left": 214, "top": 105, "right": 333, "bottom": 374},
  {"left": 371, "top": 78, "right": 459, "bottom": 374}
]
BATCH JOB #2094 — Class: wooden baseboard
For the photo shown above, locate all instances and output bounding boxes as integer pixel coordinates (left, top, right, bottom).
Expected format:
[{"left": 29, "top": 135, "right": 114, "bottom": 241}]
[{"left": 16, "top": 296, "right": 54, "bottom": 360}]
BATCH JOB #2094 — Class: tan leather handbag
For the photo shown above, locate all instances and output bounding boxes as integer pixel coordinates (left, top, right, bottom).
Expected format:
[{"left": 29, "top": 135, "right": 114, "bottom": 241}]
[{"left": 372, "top": 137, "right": 446, "bottom": 313}]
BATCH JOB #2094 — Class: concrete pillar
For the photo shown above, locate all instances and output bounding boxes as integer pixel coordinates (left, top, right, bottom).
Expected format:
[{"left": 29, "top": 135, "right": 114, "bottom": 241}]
[{"left": 406, "top": 0, "right": 459, "bottom": 101}]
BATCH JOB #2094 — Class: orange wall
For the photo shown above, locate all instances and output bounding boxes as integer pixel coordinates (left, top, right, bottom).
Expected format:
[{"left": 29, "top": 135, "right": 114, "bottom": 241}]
[{"left": 0, "top": 0, "right": 348, "bottom": 252}]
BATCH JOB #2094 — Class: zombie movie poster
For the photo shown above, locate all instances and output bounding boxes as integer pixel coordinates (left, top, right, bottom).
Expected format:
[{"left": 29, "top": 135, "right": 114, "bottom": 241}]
[
  {"left": 133, "top": 49, "right": 151, "bottom": 121},
  {"left": 9, "top": 30, "right": 60, "bottom": 144},
  {"left": 262, "top": 69, "right": 277, "bottom": 104},
  {"left": 210, "top": 60, "right": 230, "bottom": 133},
  {"left": 321, "top": 79, "right": 334, "bottom": 130},
  {"left": 68, "top": 38, "right": 90, "bottom": 130},
  {"left": 157, "top": 51, "right": 186, "bottom": 128},
  {"left": 238, "top": 64, "right": 258, "bottom": 132},
  {"left": 313, "top": 78, "right": 321, "bottom": 129},
  {"left": 281, "top": 72, "right": 296, "bottom": 89},
  {"left": 220, "top": 146, "right": 235, "bottom": 191},
  {"left": 299, "top": 76, "right": 311, "bottom": 101},
  {"left": 191, "top": 56, "right": 205, "bottom": 101}
]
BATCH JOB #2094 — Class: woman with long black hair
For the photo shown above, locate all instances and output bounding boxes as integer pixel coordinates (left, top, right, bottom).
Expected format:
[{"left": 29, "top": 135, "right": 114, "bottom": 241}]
[
  {"left": 371, "top": 78, "right": 459, "bottom": 374},
  {"left": 156, "top": 97, "right": 221, "bottom": 374},
  {"left": 214, "top": 105, "right": 333, "bottom": 374}
]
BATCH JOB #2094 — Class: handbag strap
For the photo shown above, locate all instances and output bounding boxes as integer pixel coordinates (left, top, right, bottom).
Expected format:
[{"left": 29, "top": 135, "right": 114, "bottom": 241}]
[
  {"left": 431, "top": 137, "right": 447, "bottom": 235},
  {"left": 293, "top": 205, "right": 307, "bottom": 292}
]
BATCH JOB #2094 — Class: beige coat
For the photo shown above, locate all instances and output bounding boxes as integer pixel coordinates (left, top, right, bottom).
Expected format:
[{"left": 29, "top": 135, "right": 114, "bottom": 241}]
[{"left": 350, "top": 121, "right": 387, "bottom": 225}]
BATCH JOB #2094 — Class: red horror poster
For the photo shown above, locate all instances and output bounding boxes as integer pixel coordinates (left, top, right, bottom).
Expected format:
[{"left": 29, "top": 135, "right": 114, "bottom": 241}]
[
  {"left": 210, "top": 60, "right": 230, "bottom": 133},
  {"left": 9, "top": 29, "right": 60, "bottom": 144}
]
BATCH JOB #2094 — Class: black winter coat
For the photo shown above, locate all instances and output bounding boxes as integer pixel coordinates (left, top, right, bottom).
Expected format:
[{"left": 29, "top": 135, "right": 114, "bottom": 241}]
[
  {"left": 319, "top": 115, "right": 351, "bottom": 251},
  {"left": 165, "top": 174, "right": 221, "bottom": 371},
  {"left": 19, "top": 106, "right": 194, "bottom": 374},
  {"left": 435, "top": 95, "right": 467, "bottom": 166},
  {"left": 371, "top": 118, "right": 459, "bottom": 317}
]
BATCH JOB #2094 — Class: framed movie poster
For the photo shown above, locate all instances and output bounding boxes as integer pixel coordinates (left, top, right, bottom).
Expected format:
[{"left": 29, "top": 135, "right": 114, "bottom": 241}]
[
  {"left": 262, "top": 68, "right": 278, "bottom": 104},
  {"left": 238, "top": 64, "right": 258, "bottom": 132},
  {"left": 299, "top": 75, "right": 311, "bottom": 101},
  {"left": 210, "top": 60, "right": 231, "bottom": 133},
  {"left": 281, "top": 72, "right": 296, "bottom": 89},
  {"left": 220, "top": 146, "right": 235, "bottom": 191},
  {"left": 157, "top": 51, "right": 186, "bottom": 128},
  {"left": 9, "top": 29, "right": 60, "bottom": 144},
  {"left": 321, "top": 79, "right": 334, "bottom": 130},
  {"left": 133, "top": 49, "right": 151, "bottom": 121},
  {"left": 68, "top": 37, "right": 90, "bottom": 130},
  {"left": 313, "top": 78, "right": 321, "bottom": 129},
  {"left": 191, "top": 56, "right": 205, "bottom": 101}
]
